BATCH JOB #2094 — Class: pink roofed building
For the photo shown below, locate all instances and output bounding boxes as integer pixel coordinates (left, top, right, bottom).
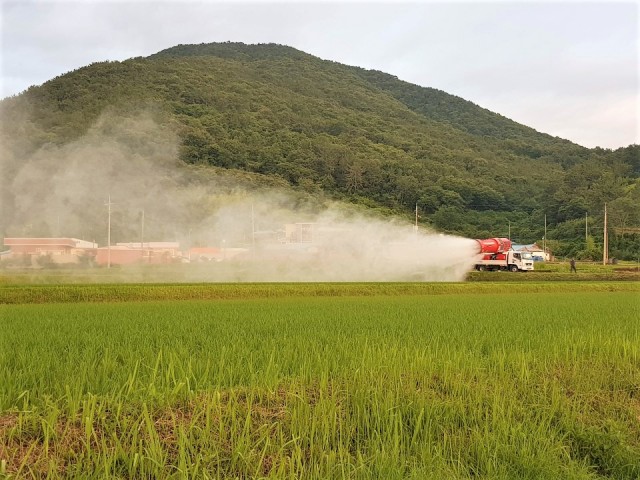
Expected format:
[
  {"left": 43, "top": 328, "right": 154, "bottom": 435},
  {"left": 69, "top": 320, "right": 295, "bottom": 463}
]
[
  {"left": 95, "top": 242, "right": 181, "bottom": 266},
  {"left": 2, "top": 237, "right": 98, "bottom": 265}
]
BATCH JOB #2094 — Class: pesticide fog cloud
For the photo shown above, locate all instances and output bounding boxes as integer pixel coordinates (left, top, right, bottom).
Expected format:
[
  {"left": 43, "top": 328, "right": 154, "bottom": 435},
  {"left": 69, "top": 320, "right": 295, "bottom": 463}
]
[{"left": 1, "top": 112, "right": 479, "bottom": 281}]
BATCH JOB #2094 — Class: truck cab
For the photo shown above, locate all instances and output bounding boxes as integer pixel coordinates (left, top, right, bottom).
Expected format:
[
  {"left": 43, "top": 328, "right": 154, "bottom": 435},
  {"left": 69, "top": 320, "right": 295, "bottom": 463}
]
[{"left": 509, "top": 251, "right": 534, "bottom": 271}]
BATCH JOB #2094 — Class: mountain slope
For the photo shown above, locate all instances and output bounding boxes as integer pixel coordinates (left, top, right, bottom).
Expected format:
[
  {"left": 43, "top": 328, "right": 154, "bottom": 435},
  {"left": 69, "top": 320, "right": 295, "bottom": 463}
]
[{"left": 1, "top": 42, "right": 638, "bottom": 258}]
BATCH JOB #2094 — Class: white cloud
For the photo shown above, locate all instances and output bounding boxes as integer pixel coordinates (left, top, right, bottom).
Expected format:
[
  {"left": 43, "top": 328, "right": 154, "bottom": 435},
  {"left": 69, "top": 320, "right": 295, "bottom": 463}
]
[{"left": 1, "top": 0, "right": 637, "bottom": 148}]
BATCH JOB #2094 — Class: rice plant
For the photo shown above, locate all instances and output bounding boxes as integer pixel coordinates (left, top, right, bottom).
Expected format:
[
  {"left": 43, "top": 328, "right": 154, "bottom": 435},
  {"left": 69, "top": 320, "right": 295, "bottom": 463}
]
[{"left": 1, "top": 287, "right": 638, "bottom": 478}]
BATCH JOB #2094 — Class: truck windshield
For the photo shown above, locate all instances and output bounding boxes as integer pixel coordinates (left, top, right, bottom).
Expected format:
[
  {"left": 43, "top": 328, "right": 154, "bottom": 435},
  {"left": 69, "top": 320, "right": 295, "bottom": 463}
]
[{"left": 522, "top": 253, "right": 532, "bottom": 259}]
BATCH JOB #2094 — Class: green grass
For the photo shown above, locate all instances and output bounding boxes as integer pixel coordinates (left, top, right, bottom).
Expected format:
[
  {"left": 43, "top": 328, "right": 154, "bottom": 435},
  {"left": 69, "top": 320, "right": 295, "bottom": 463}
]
[
  {"left": 1, "top": 261, "right": 639, "bottom": 286},
  {"left": 1, "top": 285, "right": 639, "bottom": 478},
  {"left": 467, "top": 261, "right": 640, "bottom": 282},
  {"left": 0, "top": 281, "right": 638, "bottom": 304}
]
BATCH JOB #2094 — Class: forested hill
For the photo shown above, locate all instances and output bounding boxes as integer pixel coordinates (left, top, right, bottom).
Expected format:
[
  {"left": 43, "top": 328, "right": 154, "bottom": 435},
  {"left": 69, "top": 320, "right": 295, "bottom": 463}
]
[{"left": 1, "top": 42, "right": 638, "bottom": 258}]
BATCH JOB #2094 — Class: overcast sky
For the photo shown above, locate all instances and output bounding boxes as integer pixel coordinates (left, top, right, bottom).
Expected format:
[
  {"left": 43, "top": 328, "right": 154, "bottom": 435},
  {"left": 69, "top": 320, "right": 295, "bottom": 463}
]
[{"left": 1, "top": 0, "right": 637, "bottom": 149}]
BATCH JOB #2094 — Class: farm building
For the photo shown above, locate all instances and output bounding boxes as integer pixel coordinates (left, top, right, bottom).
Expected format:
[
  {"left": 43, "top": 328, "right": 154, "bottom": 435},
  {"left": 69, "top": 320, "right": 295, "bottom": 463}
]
[
  {"left": 188, "top": 247, "right": 222, "bottom": 262},
  {"left": 95, "top": 242, "right": 181, "bottom": 266},
  {"left": 2, "top": 237, "right": 97, "bottom": 264},
  {"left": 284, "top": 223, "right": 315, "bottom": 243}
]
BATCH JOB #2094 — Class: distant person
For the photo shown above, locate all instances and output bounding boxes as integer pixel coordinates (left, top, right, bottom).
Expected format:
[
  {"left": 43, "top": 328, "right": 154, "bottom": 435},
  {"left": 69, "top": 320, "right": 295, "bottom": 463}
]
[{"left": 570, "top": 258, "right": 577, "bottom": 273}]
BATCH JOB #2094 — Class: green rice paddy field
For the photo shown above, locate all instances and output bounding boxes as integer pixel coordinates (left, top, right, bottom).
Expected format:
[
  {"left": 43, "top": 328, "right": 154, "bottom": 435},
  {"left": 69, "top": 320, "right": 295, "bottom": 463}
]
[{"left": 1, "top": 282, "right": 639, "bottom": 479}]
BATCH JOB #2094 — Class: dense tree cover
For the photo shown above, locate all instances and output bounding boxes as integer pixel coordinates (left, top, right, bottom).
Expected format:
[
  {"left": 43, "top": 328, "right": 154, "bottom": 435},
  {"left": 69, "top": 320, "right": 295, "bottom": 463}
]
[{"left": 1, "top": 42, "right": 638, "bottom": 258}]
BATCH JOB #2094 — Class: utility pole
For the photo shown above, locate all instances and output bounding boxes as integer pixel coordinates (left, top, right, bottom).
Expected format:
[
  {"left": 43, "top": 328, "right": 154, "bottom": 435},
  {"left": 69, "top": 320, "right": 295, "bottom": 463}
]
[
  {"left": 414, "top": 203, "right": 419, "bottom": 233},
  {"left": 251, "top": 203, "right": 256, "bottom": 251},
  {"left": 140, "top": 209, "right": 145, "bottom": 263},
  {"left": 105, "top": 195, "right": 115, "bottom": 269},
  {"left": 585, "top": 212, "right": 588, "bottom": 244},
  {"left": 543, "top": 214, "right": 547, "bottom": 261},
  {"left": 603, "top": 203, "right": 608, "bottom": 265},
  {"left": 140, "top": 209, "right": 145, "bottom": 249}
]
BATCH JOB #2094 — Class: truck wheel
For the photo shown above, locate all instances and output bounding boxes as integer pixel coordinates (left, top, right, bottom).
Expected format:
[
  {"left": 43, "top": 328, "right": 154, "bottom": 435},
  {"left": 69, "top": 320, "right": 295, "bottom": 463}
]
[
  {"left": 509, "top": 264, "right": 519, "bottom": 272},
  {"left": 477, "top": 265, "right": 486, "bottom": 271}
]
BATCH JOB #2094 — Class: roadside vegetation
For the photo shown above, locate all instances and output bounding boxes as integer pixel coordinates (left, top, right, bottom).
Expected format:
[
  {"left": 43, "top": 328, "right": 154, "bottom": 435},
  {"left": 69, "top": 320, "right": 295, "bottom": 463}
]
[{"left": 0, "top": 279, "right": 638, "bottom": 304}]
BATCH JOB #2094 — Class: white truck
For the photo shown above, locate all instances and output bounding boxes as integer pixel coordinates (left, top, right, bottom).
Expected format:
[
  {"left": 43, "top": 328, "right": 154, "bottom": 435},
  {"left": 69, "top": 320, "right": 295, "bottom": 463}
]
[{"left": 474, "top": 238, "right": 534, "bottom": 272}]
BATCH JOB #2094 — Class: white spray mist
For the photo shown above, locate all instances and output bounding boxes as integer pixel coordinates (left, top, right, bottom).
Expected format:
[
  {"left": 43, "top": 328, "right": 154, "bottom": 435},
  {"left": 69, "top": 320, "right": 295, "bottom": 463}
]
[{"left": 1, "top": 112, "right": 478, "bottom": 282}]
